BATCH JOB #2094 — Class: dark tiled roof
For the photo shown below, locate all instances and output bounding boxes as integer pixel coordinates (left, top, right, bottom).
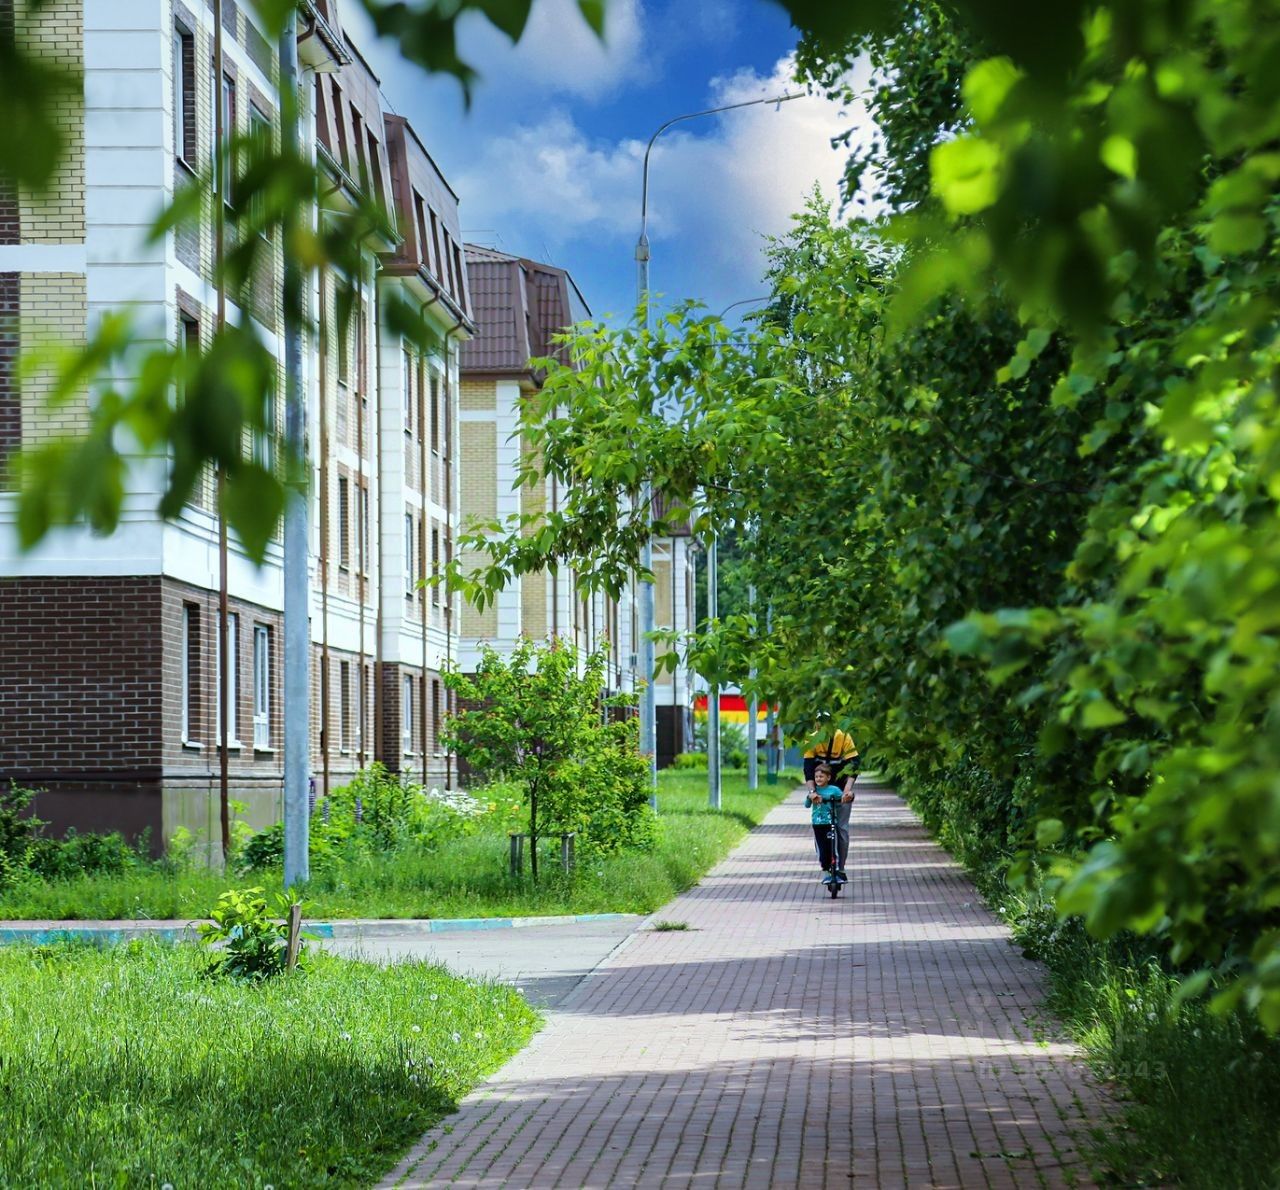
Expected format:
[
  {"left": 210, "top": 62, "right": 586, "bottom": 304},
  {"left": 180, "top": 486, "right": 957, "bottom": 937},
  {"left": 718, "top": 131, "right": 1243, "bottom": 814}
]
[{"left": 461, "top": 246, "right": 590, "bottom": 377}]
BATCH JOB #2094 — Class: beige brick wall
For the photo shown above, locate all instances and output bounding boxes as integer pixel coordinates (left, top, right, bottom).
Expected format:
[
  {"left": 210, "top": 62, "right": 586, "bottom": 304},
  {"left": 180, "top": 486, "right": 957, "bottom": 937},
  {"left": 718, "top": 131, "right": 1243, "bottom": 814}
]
[
  {"left": 520, "top": 432, "right": 547, "bottom": 637},
  {"left": 460, "top": 378, "right": 495, "bottom": 411},
  {"left": 20, "top": 273, "right": 88, "bottom": 444},
  {"left": 17, "top": 0, "right": 85, "bottom": 245},
  {"left": 459, "top": 421, "right": 496, "bottom": 522},
  {"left": 459, "top": 549, "right": 498, "bottom": 638}
]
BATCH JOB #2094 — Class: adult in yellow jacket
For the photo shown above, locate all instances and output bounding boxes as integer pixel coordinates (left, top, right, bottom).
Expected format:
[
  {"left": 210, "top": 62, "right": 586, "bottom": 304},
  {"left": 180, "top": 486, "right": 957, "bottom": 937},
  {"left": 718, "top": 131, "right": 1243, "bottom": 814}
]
[{"left": 802, "top": 725, "right": 859, "bottom": 874}]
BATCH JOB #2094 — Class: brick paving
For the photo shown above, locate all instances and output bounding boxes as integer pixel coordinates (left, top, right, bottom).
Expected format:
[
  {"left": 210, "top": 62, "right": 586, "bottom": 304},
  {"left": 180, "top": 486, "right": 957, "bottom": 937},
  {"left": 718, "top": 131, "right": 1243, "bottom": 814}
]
[{"left": 383, "top": 780, "right": 1110, "bottom": 1188}]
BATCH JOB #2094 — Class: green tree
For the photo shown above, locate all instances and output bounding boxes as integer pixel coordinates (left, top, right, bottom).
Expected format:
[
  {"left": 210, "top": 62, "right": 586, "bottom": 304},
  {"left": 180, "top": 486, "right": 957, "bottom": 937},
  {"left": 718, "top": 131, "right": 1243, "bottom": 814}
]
[{"left": 443, "top": 640, "right": 649, "bottom": 879}]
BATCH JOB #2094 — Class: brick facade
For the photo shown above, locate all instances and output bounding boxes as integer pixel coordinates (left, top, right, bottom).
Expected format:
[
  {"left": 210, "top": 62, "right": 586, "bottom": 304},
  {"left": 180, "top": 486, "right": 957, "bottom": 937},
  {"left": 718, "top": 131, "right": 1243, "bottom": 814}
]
[{"left": 0, "top": 272, "right": 17, "bottom": 478}]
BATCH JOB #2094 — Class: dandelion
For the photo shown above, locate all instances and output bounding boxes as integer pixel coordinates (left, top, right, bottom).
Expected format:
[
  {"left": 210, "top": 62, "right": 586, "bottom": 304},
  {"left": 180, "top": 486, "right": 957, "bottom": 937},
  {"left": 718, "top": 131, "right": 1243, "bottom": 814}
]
[
  {"left": 410, "top": 1074, "right": 420, "bottom": 1085},
  {"left": 412, "top": 1024, "right": 422, "bottom": 1033},
  {"left": 474, "top": 1030, "right": 483, "bottom": 1039},
  {"left": 426, "top": 1055, "right": 435, "bottom": 1066},
  {"left": 341, "top": 1031, "right": 352, "bottom": 1041},
  {"left": 429, "top": 993, "right": 439, "bottom": 1002},
  {"left": 450, "top": 1031, "right": 461, "bottom": 1044}
]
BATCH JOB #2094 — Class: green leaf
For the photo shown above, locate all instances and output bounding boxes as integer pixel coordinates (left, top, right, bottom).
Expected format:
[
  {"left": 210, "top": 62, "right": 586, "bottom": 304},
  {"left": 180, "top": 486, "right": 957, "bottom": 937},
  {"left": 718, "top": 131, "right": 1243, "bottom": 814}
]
[
  {"left": 1080, "top": 699, "right": 1126, "bottom": 729},
  {"left": 930, "top": 136, "right": 1002, "bottom": 216}
]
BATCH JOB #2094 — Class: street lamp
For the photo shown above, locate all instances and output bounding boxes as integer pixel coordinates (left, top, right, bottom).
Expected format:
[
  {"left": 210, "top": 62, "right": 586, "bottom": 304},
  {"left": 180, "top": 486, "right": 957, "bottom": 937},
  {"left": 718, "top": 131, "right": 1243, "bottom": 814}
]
[{"left": 635, "top": 91, "right": 803, "bottom": 811}]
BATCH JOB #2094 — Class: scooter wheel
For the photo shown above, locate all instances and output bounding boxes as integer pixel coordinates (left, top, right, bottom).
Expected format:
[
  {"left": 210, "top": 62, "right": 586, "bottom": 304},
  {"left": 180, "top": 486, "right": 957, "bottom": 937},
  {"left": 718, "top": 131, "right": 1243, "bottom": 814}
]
[{"left": 828, "top": 881, "right": 840, "bottom": 898}]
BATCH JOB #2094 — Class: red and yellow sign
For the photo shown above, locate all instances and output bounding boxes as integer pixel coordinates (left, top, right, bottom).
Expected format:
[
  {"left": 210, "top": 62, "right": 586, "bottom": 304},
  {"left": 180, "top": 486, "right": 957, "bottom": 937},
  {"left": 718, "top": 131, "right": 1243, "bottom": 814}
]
[{"left": 692, "top": 694, "right": 771, "bottom": 723}]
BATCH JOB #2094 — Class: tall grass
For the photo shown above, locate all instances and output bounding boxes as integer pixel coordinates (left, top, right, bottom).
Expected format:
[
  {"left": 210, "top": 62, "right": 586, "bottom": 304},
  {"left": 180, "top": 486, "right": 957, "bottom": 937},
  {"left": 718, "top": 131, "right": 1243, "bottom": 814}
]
[
  {"left": 0, "top": 770, "right": 795, "bottom": 921},
  {"left": 1003, "top": 888, "right": 1280, "bottom": 1188},
  {"left": 0, "top": 940, "right": 537, "bottom": 1185}
]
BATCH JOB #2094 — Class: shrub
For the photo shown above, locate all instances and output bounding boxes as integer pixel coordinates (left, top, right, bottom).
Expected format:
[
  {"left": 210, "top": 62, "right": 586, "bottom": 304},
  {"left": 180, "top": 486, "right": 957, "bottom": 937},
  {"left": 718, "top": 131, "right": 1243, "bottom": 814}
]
[
  {"left": 236, "top": 822, "right": 285, "bottom": 874},
  {"left": 27, "top": 829, "right": 141, "bottom": 881},
  {"left": 0, "top": 784, "right": 44, "bottom": 891},
  {"left": 672, "top": 752, "right": 707, "bottom": 770},
  {"left": 197, "top": 887, "right": 304, "bottom": 981}
]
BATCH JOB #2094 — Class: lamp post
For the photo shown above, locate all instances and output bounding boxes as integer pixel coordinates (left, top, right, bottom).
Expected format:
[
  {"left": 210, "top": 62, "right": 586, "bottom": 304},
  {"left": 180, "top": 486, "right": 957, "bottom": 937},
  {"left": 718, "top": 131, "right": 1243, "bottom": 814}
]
[{"left": 635, "top": 92, "right": 802, "bottom": 811}]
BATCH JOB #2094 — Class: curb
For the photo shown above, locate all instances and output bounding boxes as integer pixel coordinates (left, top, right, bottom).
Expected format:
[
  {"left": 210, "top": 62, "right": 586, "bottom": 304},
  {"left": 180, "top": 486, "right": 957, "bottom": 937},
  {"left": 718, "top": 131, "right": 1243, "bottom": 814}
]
[{"left": 0, "top": 912, "right": 640, "bottom": 946}]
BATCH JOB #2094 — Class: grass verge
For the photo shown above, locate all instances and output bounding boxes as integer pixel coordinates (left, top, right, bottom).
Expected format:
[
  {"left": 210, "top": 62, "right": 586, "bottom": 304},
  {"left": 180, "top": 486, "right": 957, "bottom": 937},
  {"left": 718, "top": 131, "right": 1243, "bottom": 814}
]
[
  {"left": 0, "top": 939, "right": 537, "bottom": 1186},
  {"left": 909, "top": 783, "right": 1280, "bottom": 1189},
  {"left": 0, "top": 770, "right": 795, "bottom": 921}
]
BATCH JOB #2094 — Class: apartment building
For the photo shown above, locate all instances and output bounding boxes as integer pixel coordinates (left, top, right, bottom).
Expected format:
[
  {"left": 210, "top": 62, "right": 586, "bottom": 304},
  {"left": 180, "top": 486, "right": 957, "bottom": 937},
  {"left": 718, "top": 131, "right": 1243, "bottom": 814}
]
[
  {"left": 458, "top": 245, "right": 696, "bottom": 763},
  {"left": 0, "top": 0, "right": 470, "bottom": 850}
]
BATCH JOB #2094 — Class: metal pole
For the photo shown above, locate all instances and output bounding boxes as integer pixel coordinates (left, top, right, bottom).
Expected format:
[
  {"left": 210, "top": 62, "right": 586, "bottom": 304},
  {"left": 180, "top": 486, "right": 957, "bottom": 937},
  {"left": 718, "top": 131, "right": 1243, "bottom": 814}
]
[
  {"left": 635, "top": 91, "right": 801, "bottom": 814},
  {"left": 214, "top": 0, "right": 230, "bottom": 864},
  {"left": 636, "top": 236, "right": 658, "bottom": 810},
  {"left": 747, "top": 581, "right": 757, "bottom": 790},
  {"left": 765, "top": 603, "right": 778, "bottom": 785},
  {"left": 280, "top": 12, "right": 310, "bottom": 888},
  {"left": 708, "top": 534, "right": 721, "bottom": 809}
]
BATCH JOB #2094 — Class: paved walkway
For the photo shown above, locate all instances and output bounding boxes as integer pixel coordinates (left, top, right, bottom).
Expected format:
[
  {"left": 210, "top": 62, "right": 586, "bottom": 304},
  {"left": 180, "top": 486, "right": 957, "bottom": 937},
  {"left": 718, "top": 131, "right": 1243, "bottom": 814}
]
[{"left": 383, "top": 780, "right": 1110, "bottom": 1189}]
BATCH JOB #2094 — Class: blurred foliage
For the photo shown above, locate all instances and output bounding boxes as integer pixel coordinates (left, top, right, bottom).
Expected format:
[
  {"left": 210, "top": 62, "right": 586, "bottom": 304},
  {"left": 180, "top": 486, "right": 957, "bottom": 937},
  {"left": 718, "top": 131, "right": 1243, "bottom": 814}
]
[{"left": 447, "top": 0, "right": 1280, "bottom": 1027}]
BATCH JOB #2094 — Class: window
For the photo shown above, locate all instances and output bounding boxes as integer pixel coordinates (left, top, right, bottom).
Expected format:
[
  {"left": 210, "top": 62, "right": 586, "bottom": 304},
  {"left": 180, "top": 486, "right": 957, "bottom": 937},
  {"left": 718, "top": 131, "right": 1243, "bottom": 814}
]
[
  {"left": 338, "top": 475, "right": 350, "bottom": 569},
  {"left": 404, "top": 511, "right": 415, "bottom": 596},
  {"left": 431, "top": 527, "right": 441, "bottom": 606},
  {"left": 182, "top": 604, "right": 200, "bottom": 742},
  {"left": 211, "top": 69, "right": 235, "bottom": 200},
  {"left": 453, "top": 243, "right": 466, "bottom": 305},
  {"left": 253, "top": 624, "right": 270, "bottom": 749},
  {"left": 357, "top": 482, "right": 369, "bottom": 576},
  {"left": 330, "top": 79, "right": 348, "bottom": 173},
  {"left": 432, "top": 679, "right": 442, "bottom": 756},
  {"left": 178, "top": 312, "right": 199, "bottom": 406},
  {"left": 355, "top": 663, "right": 365, "bottom": 758},
  {"left": 173, "top": 24, "right": 195, "bottom": 165},
  {"left": 352, "top": 107, "right": 367, "bottom": 187},
  {"left": 215, "top": 611, "right": 239, "bottom": 745},
  {"left": 402, "top": 347, "right": 413, "bottom": 434},
  {"left": 367, "top": 132, "right": 386, "bottom": 213},
  {"left": 401, "top": 673, "right": 413, "bottom": 755},
  {"left": 429, "top": 210, "right": 443, "bottom": 288},
  {"left": 337, "top": 310, "right": 350, "bottom": 385},
  {"left": 430, "top": 370, "right": 440, "bottom": 454},
  {"left": 253, "top": 381, "right": 275, "bottom": 470},
  {"left": 340, "top": 659, "right": 351, "bottom": 752},
  {"left": 248, "top": 102, "right": 271, "bottom": 230},
  {"left": 414, "top": 195, "right": 431, "bottom": 273},
  {"left": 354, "top": 298, "right": 367, "bottom": 396}
]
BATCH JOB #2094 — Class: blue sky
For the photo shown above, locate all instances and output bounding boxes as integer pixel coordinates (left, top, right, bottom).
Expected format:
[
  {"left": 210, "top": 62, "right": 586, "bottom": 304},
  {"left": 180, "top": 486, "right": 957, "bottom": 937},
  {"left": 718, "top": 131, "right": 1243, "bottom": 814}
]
[{"left": 343, "top": 0, "right": 867, "bottom": 322}]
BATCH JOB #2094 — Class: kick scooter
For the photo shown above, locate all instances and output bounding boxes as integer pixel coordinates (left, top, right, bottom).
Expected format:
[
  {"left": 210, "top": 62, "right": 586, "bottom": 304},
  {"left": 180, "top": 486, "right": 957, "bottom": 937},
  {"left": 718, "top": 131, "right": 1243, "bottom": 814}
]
[{"left": 818, "top": 792, "right": 848, "bottom": 899}]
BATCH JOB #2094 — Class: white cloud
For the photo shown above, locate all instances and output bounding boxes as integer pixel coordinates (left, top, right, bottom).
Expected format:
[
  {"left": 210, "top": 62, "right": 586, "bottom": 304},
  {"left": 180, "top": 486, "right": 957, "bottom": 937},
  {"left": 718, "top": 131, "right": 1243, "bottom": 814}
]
[{"left": 453, "top": 54, "right": 871, "bottom": 314}]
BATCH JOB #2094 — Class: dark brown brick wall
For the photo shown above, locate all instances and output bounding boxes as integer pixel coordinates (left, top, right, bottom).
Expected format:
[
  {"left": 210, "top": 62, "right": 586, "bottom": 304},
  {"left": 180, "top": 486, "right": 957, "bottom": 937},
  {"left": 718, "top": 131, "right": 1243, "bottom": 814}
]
[{"left": 0, "top": 576, "right": 165, "bottom": 842}]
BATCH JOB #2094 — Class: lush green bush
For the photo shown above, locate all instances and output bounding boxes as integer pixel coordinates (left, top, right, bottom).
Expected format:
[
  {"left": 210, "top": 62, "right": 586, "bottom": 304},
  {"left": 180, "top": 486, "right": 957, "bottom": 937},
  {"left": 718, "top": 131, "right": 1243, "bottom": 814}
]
[
  {"left": 671, "top": 752, "right": 707, "bottom": 770},
  {"left": 0, "top": 784, "right": 43, "bottom": 891}
]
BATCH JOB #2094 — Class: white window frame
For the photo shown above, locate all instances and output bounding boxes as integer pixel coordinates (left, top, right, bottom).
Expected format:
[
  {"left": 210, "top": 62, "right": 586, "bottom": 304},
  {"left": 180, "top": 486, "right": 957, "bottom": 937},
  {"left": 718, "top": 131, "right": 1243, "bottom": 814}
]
[
  {"left": 215, "top": 611, "right": 240, "bottom": 747},
  {"left": 338, "top": 475, "right": 350, "bottom": 570},
  {"left": 401, "top": 674, "right": 413, "bottom": 755},
  {"left": 252, "top": 624, "right": 270, "bottom": 750},
  {"left": 181, "top": 604, "right": 197, "bottom": 743},
  {"left": 173, "top": 24, "right": 194, "bottom": 165},
  {"left": 404, "top": 511, "right": 415, "bottom": 596}
]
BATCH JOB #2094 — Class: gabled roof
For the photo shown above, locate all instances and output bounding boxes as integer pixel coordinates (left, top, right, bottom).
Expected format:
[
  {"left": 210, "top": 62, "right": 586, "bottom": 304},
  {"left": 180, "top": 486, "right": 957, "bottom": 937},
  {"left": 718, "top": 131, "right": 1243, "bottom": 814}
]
[{"left": 461, "top": 246, "right": 591, "bottom": 378}]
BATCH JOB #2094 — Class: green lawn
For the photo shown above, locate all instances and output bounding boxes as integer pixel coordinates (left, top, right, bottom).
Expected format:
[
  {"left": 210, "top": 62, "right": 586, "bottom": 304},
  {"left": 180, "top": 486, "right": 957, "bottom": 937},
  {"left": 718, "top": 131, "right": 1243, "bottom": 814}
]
[
  {"left": 0, "top": 770, "right": 795, "bottom": 921},
  {"left": 0, "top": 940, "right": 537, "bottom": 1186}
]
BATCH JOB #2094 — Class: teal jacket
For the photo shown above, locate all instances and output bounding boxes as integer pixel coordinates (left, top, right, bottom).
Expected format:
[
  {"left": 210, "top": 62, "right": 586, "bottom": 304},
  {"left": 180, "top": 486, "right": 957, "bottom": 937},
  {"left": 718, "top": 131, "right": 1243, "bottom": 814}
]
[{"left": 805, "top": 791, "right": 842, "bottom": 826}]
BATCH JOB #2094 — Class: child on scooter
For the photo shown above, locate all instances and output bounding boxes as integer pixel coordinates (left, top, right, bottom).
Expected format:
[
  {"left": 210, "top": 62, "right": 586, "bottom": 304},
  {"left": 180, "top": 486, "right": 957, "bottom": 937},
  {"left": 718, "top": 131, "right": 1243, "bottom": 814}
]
[{"left": 804, "top": 762, "right": 846, "bottom": 884}]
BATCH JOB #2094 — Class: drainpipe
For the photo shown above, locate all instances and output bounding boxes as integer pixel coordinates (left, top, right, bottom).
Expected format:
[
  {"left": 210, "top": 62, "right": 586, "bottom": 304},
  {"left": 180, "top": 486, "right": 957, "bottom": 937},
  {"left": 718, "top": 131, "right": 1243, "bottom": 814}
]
[
  {"left": 318, "top": 268, "right": 331, "bottom": 798},
  {"left": 356, "top": 282, "right": 367, "bottom": 770},
  {"left": 444, "top": 324, "right": 465, "bottom": 789}
]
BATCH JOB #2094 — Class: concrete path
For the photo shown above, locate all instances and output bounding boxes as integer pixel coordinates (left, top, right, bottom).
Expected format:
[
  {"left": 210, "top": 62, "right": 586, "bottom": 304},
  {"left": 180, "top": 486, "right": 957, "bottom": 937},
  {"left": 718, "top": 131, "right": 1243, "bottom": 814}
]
[
  {"left": 324, "top": 918, "right": 638, "bottom": 1008},
  {"left": 383, "top": 780, "right": 1110, "bottom": 1189}
]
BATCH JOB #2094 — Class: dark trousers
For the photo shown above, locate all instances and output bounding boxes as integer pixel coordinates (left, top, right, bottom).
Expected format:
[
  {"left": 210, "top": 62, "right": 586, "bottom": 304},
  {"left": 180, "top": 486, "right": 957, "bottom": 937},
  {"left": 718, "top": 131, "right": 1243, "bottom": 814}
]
[{"left": 812, "top": 821, "right": 848, "bottom": 871}]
